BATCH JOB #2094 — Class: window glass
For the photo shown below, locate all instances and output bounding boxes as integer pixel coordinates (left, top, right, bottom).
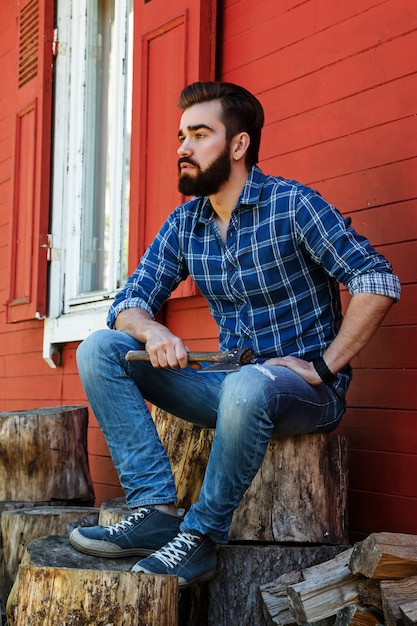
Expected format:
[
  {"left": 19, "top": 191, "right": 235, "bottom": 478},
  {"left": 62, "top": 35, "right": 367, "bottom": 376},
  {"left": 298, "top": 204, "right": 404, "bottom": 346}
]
[
  {"left": 44, "top": 0, "right": 132, "bottom": 362},
  {"left": 80, "top": 0, "right": 131, "bottom": 295}
]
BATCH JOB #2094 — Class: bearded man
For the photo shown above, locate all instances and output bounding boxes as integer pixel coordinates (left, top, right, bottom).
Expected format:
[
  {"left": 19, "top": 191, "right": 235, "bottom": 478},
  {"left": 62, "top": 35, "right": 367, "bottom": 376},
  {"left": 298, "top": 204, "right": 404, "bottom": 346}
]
[{"left": 70, "top": 81, "right": 400, "bottom": 588}]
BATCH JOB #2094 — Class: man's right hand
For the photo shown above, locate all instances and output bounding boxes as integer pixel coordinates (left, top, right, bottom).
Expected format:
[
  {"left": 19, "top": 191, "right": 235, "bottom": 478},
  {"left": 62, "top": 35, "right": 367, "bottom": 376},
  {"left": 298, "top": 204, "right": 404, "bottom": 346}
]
[{"left": 115, "top": 308, "right": 190, "bottom": 369}]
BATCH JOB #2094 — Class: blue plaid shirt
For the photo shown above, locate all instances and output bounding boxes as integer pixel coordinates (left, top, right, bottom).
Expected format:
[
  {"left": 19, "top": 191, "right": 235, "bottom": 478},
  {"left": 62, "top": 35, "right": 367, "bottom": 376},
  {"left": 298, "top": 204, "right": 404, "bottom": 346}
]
[{"left": 108, "top": 166, "right": 400, "bottom": 394}]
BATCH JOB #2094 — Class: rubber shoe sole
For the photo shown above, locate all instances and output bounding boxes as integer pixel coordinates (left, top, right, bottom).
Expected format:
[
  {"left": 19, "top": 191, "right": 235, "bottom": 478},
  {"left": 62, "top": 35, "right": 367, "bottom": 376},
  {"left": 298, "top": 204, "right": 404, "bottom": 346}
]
[
  {"left": 69, "top": 528, "right": 154, "bottom": 558},
  {"left": 69, "top": 507, "right": 181, "bottom": 558}
]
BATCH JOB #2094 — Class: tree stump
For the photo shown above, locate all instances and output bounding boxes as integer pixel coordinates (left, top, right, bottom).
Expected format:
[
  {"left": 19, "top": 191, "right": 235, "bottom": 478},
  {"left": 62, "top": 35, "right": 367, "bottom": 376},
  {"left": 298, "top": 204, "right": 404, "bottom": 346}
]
[
  {"left": 230, "top": 433, "right": 348, "bottom": 544},
  {"left": 0, "top": 406, "right": 95, "bottom": 504},
  {"left": 7, "top": 536, "right": 177, "bottom": 626},
  {"left": 13, "top": 565, "right": 177, "bottom": 625},
  {"left": 0, "top": 506, "right": 99, "bottom": 603},
  {"left": 152, "top": 409, "right": 348, "bottom": 544}
]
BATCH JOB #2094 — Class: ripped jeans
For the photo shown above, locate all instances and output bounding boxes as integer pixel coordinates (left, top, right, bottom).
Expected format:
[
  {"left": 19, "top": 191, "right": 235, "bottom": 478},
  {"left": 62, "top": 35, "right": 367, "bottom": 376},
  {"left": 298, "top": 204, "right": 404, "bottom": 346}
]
[{"left": 76, "top": 329, "right": 346, "bottom": 544}]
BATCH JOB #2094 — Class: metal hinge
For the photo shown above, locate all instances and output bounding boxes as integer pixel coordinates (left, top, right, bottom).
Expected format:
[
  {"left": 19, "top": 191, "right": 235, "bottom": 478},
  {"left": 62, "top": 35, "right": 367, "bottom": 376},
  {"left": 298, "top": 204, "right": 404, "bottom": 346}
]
[
  {"left": 52, "top": 28, "right": 59, "bottom": 56},
  {"left": 40, "top": 234, "right": 60, "bottom": 262}
]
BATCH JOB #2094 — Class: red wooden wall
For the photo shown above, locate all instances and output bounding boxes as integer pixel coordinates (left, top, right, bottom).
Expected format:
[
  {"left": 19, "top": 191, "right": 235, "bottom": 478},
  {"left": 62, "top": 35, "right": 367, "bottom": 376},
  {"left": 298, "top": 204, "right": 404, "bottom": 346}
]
[{"left": 0, "top": 0, "right": 416, "bottom": 540}]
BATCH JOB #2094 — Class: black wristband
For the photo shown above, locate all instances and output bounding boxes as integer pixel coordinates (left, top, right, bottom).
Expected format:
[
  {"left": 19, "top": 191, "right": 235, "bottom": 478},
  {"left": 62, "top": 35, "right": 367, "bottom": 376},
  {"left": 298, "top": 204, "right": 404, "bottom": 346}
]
[{"left": 313, "top": 357, "right": 337, "bottom": 384}]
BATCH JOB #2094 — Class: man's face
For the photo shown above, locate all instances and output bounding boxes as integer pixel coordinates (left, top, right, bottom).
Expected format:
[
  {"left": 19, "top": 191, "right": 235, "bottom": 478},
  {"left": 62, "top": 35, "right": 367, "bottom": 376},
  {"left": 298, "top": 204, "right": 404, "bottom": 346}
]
[{"left": 177, "top": 100, "right": 231, "bottom": 197}]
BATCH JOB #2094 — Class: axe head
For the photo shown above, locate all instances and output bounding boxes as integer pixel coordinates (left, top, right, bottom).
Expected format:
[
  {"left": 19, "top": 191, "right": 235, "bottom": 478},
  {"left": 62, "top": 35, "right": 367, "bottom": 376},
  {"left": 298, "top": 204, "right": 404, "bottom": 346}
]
[{"left": 198, "top": 348, "right": 254, "bottom": 373}]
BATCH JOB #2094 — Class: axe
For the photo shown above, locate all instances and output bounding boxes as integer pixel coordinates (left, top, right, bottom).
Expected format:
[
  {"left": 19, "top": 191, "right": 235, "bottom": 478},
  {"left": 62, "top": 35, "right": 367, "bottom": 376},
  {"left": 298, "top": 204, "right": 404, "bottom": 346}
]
[{"left": 125, "top": 347, "right": 254, "bottom": 372}]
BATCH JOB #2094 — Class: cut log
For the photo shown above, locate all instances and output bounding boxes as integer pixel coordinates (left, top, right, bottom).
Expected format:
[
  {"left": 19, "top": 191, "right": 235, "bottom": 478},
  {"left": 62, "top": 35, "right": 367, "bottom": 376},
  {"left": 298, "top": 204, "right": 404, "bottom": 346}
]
[
  {"left": 230, "top": 432, "right": 348, "bottom": 544},
  {"left": 380, "top": 576, "right": 417, "bottom": 626},
  {"left": 355, "top": 577, "right": 382, "bottom": 611},
  {"left": 259, "top": 570, "right": 303, "bottom": 625},
  {"left": 302, "top": 547, "right": 353, "bottom": 580},
  {"left": 349, "top": 532, "right": 417, "bottom": 579},
  {"left": 14, "top": 564, "right": 177, "bottom": 626},
  {"left": 334, "top": 604, "right": 382, "bottom": 626},
  {"left": 400, "top": 599, "right": 417, "bottom": 626},
  {"left": 287, "top": 567, "right": 359, "bottom": 623},
  {"left": 0, "top": 406, "right": 94, "bottom": 503},
  {"left": 260, "top": 550, "right": 353, "bottom": 626},
  {"left": 152, "top": 409, "right": 349, "bottom": 544},
  {"left": 0, "top": 506, "right": 99, "bottom": 603},
  {"left": 6, "top": 535, "right": 174, "bottom": 626}
]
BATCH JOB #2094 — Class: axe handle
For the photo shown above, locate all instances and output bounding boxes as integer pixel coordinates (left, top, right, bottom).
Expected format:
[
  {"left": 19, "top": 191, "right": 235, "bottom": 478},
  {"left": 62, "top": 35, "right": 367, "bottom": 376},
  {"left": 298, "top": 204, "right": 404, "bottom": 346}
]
[{"left": 126, "top": 350, "right": 228, "bottom": 363}]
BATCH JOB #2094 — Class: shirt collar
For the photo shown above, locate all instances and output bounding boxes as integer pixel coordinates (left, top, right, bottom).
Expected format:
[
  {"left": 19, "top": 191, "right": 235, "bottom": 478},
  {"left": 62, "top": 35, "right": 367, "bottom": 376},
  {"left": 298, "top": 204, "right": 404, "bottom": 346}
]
[
  {"left": 197, "top": 165, "right": 265, "bottom": 223},
  {"left": 239, "top": 165, "right": 265, "bottom": 206}
]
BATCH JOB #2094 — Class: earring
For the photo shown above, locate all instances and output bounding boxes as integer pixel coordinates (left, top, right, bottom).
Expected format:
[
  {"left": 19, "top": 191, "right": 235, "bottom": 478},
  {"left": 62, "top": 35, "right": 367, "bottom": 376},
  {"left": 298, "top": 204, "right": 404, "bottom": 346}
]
[{"left": 234, "top": 155, "right": 239, "bottom": 161}]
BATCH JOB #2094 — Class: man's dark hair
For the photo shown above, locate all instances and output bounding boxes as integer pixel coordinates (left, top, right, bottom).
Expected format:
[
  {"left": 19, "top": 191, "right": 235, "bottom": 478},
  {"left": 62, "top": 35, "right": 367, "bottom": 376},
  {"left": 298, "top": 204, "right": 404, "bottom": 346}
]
[{"left": 178, "top": 81, "right": 264, "bottom": 168}]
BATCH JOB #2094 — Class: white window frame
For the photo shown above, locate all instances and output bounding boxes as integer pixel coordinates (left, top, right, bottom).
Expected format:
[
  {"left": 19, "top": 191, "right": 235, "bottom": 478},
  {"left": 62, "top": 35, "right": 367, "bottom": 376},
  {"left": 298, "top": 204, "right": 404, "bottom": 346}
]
[{"left": 43, "top": 0, "right": 133, "bottom": 367}]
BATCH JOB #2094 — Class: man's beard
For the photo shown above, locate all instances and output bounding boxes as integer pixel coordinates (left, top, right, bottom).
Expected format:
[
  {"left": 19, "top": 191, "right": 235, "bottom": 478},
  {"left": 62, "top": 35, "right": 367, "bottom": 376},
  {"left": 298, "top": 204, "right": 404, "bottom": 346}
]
[{"left": 178, "top": 143, "right": 231, "bottom": 197}]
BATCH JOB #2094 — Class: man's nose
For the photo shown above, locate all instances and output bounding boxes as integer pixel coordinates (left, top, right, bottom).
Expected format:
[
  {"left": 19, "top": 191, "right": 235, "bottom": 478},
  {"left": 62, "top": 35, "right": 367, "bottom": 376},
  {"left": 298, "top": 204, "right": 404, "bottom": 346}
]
[{"left": 177, "top": 138, "right": 192, "bottom": 156}]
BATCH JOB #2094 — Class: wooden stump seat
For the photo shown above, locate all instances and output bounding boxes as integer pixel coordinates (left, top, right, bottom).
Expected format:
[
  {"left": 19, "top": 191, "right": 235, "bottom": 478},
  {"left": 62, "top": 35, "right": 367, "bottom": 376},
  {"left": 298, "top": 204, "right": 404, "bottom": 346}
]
[
  {"left": 152, "top": 407, "right": 349, "bottom": 544},
  {"left": 6, "top": 536, "right": 177, "bottom": 626},
  {"left": 0, "top": 405, "right": 94, "bottom": 504}
]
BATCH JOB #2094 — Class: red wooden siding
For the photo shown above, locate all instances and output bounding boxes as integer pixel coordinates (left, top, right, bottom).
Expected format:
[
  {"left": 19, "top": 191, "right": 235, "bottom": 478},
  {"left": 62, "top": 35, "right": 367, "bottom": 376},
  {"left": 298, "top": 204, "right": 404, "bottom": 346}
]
[
  {"left": 0, "top": 0, "right": 416, "bottom": 539},
  {"left": 129, "top": 0, "right": 216, "bottom": 300}
]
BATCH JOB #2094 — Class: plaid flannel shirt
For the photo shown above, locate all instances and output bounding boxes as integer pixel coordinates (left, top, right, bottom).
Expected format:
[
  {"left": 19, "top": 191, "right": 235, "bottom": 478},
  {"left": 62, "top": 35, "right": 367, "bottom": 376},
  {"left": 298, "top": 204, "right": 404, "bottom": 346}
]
[{"left": 108, "top": 166, "right": 400, "bottom": 395}]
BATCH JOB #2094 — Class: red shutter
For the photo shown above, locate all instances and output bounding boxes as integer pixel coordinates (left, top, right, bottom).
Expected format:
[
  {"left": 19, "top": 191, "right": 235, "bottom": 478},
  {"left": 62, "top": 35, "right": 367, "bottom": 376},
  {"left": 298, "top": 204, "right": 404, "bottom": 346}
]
[
  {"left": 129, "top": 0, "right": 217, "bottom": 298},
  {"left": 7, "top": 0, "right": 54, "bottom": 322}
]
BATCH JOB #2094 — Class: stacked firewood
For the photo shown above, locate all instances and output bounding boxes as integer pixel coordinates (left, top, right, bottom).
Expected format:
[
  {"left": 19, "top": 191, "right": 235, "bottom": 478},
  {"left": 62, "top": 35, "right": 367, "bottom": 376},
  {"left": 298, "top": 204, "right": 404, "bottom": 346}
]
[{"left": 260, "top": 532, "right": 417, "bottom": 626}]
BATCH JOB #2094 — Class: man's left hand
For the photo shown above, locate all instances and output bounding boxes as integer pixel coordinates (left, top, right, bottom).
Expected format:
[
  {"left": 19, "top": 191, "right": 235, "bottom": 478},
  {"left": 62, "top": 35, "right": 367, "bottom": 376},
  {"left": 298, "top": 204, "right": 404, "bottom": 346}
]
[{"left": 263, "top": 356, "right": 323, "bottom": 386}]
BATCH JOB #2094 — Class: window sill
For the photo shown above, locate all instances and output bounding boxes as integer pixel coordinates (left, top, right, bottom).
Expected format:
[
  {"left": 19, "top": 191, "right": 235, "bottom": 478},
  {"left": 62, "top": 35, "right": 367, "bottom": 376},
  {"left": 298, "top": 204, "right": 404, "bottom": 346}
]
[{"left": 43, "top": 306, "right": 110, "bottom": 368}]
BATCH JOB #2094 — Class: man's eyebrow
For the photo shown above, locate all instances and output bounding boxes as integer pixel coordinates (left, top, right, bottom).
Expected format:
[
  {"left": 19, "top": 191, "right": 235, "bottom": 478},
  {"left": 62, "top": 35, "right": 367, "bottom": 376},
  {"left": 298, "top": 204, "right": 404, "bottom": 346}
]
[{"left": 178, "top": 124, "right": 215, "bottom": 137}]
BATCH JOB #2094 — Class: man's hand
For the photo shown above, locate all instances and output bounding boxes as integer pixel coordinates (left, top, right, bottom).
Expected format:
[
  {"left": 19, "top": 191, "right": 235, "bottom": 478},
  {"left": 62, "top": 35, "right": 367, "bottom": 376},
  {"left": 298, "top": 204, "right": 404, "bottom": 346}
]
[
  {"left": 263, "top": 355, "right": 323, "bottom": 385},
  {"left": 144, "top": 330, "right": 190, "bottom": 369},
  {"left": 115, "top": 308, "right": 191, "bottom": 369}
]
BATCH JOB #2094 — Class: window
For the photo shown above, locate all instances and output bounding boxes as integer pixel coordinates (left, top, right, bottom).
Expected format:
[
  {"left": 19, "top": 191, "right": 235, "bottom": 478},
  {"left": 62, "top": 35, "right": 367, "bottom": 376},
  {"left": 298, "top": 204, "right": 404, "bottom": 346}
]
[{"left": 43, "top": 0, "right": 133, "bottom": 365}]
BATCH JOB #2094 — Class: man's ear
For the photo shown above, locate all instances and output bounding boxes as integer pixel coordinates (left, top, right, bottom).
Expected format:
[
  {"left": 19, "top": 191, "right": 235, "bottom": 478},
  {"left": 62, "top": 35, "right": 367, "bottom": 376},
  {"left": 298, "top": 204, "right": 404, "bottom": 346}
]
[{"left": 231, "top": 132, "right": 250, "bottom": 162}]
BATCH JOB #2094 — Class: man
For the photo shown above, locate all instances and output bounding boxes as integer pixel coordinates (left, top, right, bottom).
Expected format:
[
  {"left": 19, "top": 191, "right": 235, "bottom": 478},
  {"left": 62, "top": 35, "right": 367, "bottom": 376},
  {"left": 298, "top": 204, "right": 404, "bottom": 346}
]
[{"left": 70, "top": 82, "right": 400, "bottom": 588}]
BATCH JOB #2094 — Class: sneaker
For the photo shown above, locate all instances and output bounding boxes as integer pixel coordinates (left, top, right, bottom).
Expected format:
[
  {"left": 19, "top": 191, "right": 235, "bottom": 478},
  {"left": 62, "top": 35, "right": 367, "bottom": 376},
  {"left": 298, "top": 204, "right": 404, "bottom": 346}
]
[
  {"left": 132, "top": 531, "right": 217, "bottom": 589},
  {"left": 69, "top": 506, "right": 181, "bottom": 558}
]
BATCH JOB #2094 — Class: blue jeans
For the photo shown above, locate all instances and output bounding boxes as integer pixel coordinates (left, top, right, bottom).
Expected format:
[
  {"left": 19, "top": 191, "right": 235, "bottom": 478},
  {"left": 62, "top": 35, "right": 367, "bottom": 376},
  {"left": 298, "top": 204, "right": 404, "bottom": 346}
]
[{"left": 77, "top": 329, "right": 346, "bottom": 544}]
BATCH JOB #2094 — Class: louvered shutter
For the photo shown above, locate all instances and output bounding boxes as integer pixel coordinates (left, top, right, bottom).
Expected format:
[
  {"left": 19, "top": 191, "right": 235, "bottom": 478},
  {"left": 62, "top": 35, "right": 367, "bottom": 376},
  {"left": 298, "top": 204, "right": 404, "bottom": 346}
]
[{"left": 7, "top": 0, "right": 54, "bottom": 322}]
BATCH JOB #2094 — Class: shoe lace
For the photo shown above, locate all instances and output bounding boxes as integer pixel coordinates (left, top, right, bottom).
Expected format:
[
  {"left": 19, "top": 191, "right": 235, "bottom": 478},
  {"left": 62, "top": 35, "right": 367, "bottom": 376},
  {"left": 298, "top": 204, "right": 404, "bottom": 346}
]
[
  {"left": 151, "top": 532, "right": 200, "bottom": 570},
  {"left": 108, "top": 507, "right": 151, "bottom": 536}
]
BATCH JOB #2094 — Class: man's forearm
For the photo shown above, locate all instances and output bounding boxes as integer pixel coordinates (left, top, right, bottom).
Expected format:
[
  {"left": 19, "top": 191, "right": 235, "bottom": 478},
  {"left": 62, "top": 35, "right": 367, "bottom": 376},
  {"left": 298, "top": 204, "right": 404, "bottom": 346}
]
[
  {"left": 115, "top": 308, "right": 163, "bottom": 343},
  {"left": 322, "top": 292, "right": 394, "bottom": 375}
]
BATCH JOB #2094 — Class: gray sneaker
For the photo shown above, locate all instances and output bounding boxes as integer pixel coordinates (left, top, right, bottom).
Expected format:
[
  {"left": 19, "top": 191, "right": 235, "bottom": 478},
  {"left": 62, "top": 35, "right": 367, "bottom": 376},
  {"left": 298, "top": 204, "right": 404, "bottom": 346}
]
[
  {"left": 69, "top": 506, "right": 181, "bottom": 557},
  {"left": 132, "top": 531, "right": 217, "bottom": 588}
]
